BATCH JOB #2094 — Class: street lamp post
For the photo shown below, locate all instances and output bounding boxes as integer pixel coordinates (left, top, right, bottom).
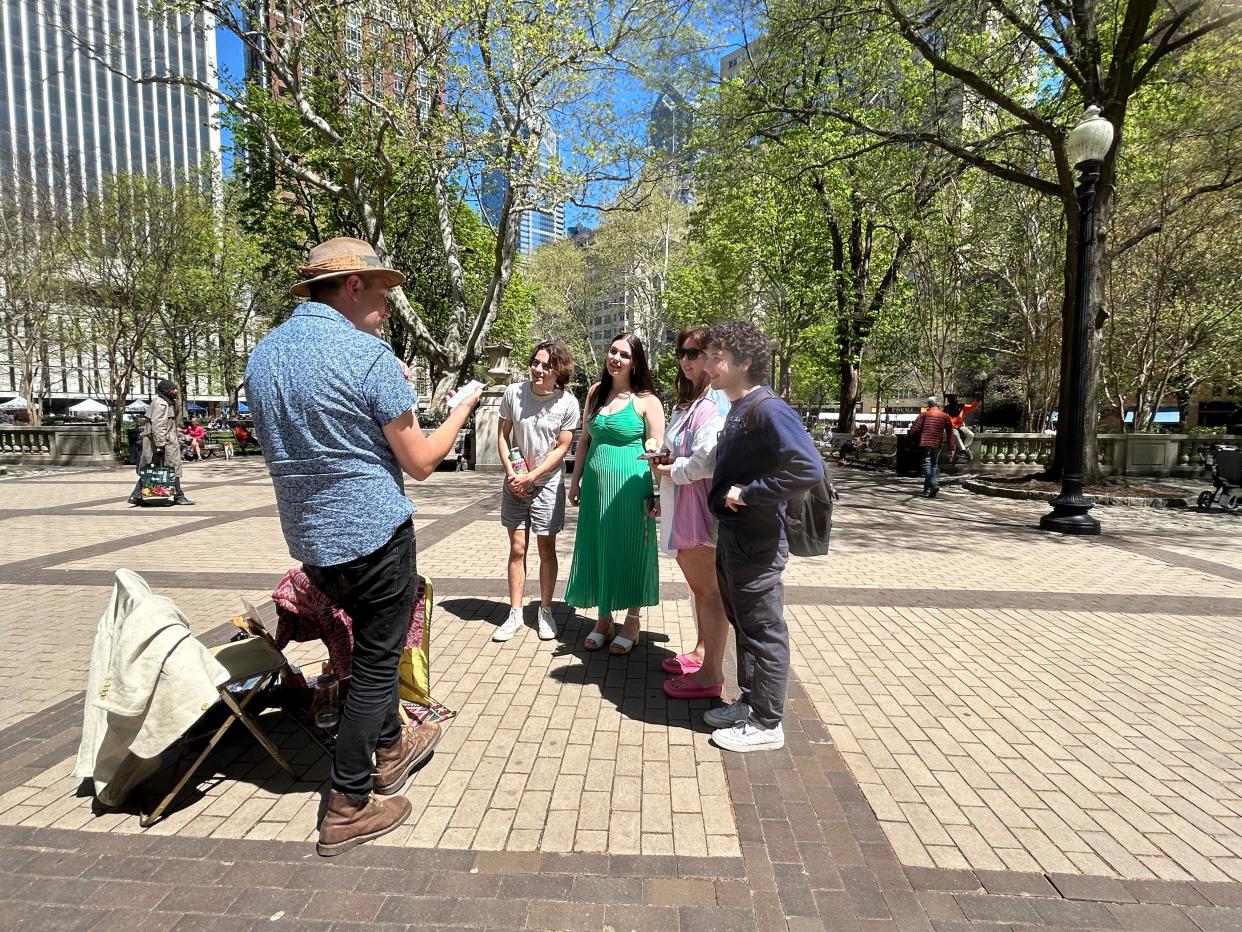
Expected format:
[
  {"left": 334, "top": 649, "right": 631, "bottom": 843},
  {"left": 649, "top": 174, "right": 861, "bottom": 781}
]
[{"left": 1040, "top": 105, "right": 1114, "bottom": 536}]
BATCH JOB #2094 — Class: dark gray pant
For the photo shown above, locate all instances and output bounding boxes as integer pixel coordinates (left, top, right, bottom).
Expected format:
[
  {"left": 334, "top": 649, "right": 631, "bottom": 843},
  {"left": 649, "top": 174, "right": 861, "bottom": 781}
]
[{"left": 715, "top": 524, "right": 790, "bottom": 730}]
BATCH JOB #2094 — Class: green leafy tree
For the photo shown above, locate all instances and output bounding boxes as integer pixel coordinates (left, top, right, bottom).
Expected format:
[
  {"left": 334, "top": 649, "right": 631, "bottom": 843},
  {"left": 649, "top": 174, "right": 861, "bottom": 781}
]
[
  {"left": 840, "top": 0, "right": 1241, "bottom": 473},
  {"left": 587, "top": 185, "right": 690, "bottom": 358},
  {"left": 696, "top": 0, "right": 956, "bottom": 429},
  {"left": 77, "top": 0, "right": 695, "bottom": 402},
  {"left": 63, "top": 174, "right": 205, "bottom": 448},
  {"left": 0, "top": 184, "right": 71, "bottom": 426},
  {"left": 1100, "top": 43, "right": 1242, "bottom": 431},
  {"left": 524, "top": 237, "right": 594, "bottom": 375}
]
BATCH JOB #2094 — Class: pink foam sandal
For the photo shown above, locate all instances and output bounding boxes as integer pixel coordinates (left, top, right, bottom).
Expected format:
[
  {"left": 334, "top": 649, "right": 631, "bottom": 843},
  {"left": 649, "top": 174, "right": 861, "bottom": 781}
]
[
  {"left": 661, "top": 654, "right": 703, "bottom": 676},
  {"left": 663, "top": 675, "right": 724, "bottom": 700}
]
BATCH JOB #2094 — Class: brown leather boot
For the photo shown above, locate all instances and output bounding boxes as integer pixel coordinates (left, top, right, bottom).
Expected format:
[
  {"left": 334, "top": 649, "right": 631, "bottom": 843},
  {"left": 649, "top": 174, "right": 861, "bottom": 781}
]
[
  {"left": 316, "top": 791, "right": 410, "bottom": 857},
  {"left": 374, "top": 721, "right": 442, "bottom": 796}
]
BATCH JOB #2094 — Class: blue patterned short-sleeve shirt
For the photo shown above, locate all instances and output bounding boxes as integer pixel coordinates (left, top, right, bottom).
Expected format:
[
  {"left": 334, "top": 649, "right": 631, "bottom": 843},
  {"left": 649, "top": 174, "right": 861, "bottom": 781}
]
[{"left": 244, "top": 302, "right": 418, "bottom": 567}]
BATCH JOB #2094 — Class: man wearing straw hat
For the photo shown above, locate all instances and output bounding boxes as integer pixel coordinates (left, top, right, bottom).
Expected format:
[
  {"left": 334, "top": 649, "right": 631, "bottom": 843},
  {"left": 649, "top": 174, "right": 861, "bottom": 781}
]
[{"left": 245, "top": 237, "right": 481, "bottom": 856}]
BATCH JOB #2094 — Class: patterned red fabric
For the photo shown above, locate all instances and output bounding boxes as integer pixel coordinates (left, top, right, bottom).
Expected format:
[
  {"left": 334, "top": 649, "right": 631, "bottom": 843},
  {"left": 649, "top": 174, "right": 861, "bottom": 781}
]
[{"left": 271, "top": 568, "right": 425, "bottom": 680}]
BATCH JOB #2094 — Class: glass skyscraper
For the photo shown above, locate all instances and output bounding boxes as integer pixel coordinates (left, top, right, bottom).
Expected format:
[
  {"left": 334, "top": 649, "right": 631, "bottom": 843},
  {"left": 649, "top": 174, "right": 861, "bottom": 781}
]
[
  {"left": 479, "top": 119, "right": 565, "bottom": 256},
  {"left": 0, "top": 0, "right": 221, "bottom": 206}
]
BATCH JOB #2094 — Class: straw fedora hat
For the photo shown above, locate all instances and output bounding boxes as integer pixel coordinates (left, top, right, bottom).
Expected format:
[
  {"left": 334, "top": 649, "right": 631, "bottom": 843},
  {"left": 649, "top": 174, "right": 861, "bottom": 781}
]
[{"left": 291, "top": 237, "right": 407, "bottom": 298}]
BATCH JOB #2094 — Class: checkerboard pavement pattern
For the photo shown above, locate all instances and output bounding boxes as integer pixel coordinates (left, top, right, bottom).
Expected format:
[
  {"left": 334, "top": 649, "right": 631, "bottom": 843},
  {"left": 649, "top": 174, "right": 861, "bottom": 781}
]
[{"left": 0, "top": 457, "right": 1240, "bottom": 929}]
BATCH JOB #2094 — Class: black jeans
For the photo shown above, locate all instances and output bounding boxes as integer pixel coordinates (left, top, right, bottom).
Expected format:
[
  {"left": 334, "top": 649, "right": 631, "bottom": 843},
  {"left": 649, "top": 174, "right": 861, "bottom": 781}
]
[
  {"left": 715, "top": 524, "right": 791, "bottom": 730},
  {"left": 304, "top": 521, "right": 415, "bottom": 799}
]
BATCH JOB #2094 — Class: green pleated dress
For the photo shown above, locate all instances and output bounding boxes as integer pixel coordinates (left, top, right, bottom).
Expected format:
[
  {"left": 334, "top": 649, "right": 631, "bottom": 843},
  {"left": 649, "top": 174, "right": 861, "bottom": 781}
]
[{"left": 565, "top": 399, "right": 660, "bottom": 615}]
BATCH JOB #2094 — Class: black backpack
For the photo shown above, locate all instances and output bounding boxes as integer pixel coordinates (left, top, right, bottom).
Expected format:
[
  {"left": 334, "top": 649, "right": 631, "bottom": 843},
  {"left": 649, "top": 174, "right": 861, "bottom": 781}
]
[{"left": 743, "top": 391, "right": 837, "bottom": 557}]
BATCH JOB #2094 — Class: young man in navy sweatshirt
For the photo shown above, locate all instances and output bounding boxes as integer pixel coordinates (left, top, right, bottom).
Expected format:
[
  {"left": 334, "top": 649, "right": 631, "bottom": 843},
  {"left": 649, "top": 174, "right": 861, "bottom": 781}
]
[{"left": 702, "top": 322, "right": 825, "bottom": 752}]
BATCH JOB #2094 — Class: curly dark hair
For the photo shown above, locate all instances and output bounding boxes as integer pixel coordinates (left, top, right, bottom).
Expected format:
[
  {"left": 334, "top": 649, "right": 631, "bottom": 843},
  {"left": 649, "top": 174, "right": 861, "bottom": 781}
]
[
  {"left": 703, "top": 321, "right": 772, "bottom": 385},
  {"left": 529, "top": 340, "right": 575, "bottom": 389}
]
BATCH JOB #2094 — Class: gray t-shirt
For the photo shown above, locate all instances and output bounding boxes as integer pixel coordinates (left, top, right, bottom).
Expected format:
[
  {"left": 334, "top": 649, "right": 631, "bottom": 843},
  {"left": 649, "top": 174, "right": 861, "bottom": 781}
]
[{"left": 499, "top": 382, "right": 581, "bottom": 487}]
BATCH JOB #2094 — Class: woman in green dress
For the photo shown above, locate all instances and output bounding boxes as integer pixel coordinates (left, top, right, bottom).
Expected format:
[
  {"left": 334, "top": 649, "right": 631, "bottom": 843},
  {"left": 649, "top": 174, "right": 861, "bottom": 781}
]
[{"left": 566, "top": 333, "right": 665, "bottom": 655}]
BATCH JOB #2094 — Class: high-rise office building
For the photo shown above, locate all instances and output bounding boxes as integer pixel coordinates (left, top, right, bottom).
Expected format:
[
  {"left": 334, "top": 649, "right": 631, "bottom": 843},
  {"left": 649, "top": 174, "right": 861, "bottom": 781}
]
[
  {"left": 0, "top": 1, "right": 223, "bottom": 410},
  {"left": 648, "top": 88, "right": 693, "bottom": 158},
  {"left": 0, "top": 0, "right": 221, "bottom": 204},
  {"left": 479, "top": 119, "right": 565, "bottom": 256},
  {"left": 647, "top": 87, "right": 695, "bottom": 204}
]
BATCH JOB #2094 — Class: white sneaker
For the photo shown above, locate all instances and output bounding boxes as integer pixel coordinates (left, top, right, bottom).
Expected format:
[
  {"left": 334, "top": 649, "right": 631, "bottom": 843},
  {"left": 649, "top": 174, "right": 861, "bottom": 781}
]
[
  {"left": 494, "top": 608, "right": 524, "bottom": 642},
  {"left": 712, "top": 721, "right": 785, "bottom": 753},
  {"left": 703, "top": 699, "right": 750, "bottom": 729},
  {"left": 536, "top": 606, "right": 557, "bottom": 640}
]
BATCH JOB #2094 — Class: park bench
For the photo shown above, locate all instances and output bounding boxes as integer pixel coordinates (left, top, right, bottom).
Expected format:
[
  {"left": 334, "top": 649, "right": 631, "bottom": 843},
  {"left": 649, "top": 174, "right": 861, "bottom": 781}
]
[
  {"left": 826, "top": 432, "right": 898, "bottom": 469},
  {"left": 859, "top": 434, "right": 898, "bottom": 467}
]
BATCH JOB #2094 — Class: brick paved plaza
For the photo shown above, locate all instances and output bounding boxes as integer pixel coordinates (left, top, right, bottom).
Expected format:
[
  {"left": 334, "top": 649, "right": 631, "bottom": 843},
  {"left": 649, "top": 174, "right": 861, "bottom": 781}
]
[{"left": 1, "top": 458, "right": 1241, "bottom": 930}]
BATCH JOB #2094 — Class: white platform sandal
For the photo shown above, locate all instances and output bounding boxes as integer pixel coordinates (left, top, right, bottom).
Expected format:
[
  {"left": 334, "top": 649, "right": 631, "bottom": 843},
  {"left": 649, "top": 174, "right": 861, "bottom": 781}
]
[{"left": 584, "top": 619, "right": 613, "bottom": 651}]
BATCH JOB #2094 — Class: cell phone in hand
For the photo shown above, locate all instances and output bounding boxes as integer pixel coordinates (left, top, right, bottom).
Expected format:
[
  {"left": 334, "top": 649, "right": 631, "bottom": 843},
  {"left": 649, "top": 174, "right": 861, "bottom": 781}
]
[{"left": 445, "top": 379, "right": 485, "bottom": 410}]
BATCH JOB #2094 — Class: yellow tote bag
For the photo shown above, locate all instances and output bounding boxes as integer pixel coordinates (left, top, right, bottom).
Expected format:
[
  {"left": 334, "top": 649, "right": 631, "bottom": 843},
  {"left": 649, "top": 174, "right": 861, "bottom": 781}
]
[{"left": 398, "top": 577, "right": 432, "bottom": 705}]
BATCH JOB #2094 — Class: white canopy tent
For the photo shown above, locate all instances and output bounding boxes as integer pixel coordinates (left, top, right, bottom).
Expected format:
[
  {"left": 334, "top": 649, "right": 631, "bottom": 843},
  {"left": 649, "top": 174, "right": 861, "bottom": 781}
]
[
  {"left": 0, "top": 396, "right": 28, "bottom": 411},
  {"left": 68, "top": 398, "right": 110, "bottom": 415},
  {"left": 816, "top": 412, "right": 918, "bottom": 424},
  {"left": 125, "top": 399, "right": 149, "bottom": 414}
]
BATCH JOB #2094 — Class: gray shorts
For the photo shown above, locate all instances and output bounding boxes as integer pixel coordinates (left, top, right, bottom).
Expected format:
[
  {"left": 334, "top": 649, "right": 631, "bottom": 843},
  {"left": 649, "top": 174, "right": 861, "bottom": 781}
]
[{"left": 501, "top": 480, "right": 566, "bottom": 535}]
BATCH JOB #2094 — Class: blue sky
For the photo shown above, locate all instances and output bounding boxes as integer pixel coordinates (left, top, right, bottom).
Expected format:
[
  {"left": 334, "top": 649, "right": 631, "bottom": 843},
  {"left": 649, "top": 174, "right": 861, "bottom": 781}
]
[
  {"left": 211, "top": 20, "right": 733, "bottom": 227},
  {"left": 215, "top": 27, "right": 245, "bottom": 174}
]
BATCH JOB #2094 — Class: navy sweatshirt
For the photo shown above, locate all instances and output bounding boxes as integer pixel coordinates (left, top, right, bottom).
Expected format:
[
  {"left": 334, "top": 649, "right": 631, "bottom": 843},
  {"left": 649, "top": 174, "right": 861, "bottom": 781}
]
[{"left": 709, "top": 387, "right": 825, "bottom": 540}]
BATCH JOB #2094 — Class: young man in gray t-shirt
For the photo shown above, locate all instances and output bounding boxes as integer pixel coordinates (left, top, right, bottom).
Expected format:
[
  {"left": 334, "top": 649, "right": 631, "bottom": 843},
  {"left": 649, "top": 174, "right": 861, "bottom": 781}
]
[{"left": 495, "top": 341, "right": 580, "bottom": 642}]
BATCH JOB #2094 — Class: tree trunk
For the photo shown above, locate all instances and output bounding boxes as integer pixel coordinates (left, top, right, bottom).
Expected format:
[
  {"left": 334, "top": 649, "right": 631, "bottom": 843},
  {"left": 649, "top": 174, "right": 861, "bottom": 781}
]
[
  {"left": 20, "top": 356, "right": 41, "bottom": 427},
  {"left": 111, "top": 385, "right": 129, "bottom": 453},
  {"left": 776, "top": 341, "right": 794, "bottom": 397},
  {"left": 837, "top": 344, "right": 859, "bottom": 435},
  {"left": 1080, "top": 182, "right": 1114, "bottom": 483}
]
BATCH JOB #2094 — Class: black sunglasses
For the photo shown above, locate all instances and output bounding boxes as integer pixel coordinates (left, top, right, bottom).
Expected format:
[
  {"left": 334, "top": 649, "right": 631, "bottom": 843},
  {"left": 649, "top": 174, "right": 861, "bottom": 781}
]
[{"left": 675, "top": 347, "right": 702, "bottom": 360}]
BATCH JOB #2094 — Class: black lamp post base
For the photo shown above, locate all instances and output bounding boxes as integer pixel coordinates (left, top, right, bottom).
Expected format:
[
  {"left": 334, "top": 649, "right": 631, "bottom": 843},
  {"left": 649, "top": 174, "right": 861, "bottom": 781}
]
[{"left": 1039, "top": 502, "right": 1101, "bottom": 535}]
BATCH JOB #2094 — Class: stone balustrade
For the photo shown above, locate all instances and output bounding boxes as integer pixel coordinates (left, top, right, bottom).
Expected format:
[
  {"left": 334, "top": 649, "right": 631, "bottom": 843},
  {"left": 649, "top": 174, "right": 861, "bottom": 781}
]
[
  {"left": 823, "top": 429, "right": 1239, "bottom": 478},
  {"left": 2, "top": 422, "right": 1237, "bottom": 477},
  {"left": 0, "top": 425, "right": 115, "bottom": 466},
  {"left": 975, "top": 433, "right": 1053, "bottom": 470}
]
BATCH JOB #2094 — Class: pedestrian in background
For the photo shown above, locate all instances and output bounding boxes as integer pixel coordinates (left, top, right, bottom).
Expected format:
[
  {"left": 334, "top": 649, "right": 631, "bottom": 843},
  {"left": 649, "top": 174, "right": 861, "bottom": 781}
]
[
  {"left": 652, "top": 326, "right": 729, "bottom": 700},
  {"left": 910, "top": 396, "right": 956, "bottom": 498},
  {"left": 127, "top": 379, "right": 193, "bottom": 506},
  {"left": 565, "top": 333, "right": 664, "bottom": 655},
  {"left": 494, "top": 340, "right": 580, "bottom": 643}
]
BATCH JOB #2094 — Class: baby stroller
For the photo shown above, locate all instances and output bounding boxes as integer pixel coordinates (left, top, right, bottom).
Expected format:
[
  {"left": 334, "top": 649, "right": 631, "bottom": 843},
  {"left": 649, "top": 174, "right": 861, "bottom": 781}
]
[{"left": 1196, "top": 445, "right": 1241, "bottom": 513}]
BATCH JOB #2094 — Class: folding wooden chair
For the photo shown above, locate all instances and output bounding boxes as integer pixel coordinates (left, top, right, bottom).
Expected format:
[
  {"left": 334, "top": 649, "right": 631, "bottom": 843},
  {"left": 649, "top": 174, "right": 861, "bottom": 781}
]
[
  {"left": 235, "top": 598, "right": 336, "bottom": 756},
  {"left": 140, "top": 634, "right": 293, "bottom": 827}
]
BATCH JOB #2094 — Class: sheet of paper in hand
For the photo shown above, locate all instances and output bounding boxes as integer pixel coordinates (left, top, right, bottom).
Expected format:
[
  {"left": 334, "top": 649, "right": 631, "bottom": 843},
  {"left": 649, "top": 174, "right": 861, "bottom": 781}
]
[{"left": 446, "top": 380, "right": 485, "bottom": 409}]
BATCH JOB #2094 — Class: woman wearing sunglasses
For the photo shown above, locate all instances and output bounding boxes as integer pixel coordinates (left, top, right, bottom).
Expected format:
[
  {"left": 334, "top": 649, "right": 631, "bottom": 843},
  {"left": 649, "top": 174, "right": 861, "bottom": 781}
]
[
  {"left": 494, "top": 341, "right": 581, "bottom": 642},
  {"left": 651, "top": 327, "right": 730, "bottom": 699}
]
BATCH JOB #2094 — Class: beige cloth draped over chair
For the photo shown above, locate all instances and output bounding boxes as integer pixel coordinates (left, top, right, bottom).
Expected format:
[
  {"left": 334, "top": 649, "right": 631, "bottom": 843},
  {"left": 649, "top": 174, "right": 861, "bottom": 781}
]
[{"left": 75, "top": 569, "right": 295, "bottom": 825}]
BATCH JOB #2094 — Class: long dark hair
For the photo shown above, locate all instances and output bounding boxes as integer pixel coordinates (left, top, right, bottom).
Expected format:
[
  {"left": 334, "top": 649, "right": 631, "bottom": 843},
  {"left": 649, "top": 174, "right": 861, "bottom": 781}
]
[
  {"left": 589, "top": 332, "right": 659, "bottom": 419},
  {"left": 674, "top": 326, "right": 710, "bottom": 407}
]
